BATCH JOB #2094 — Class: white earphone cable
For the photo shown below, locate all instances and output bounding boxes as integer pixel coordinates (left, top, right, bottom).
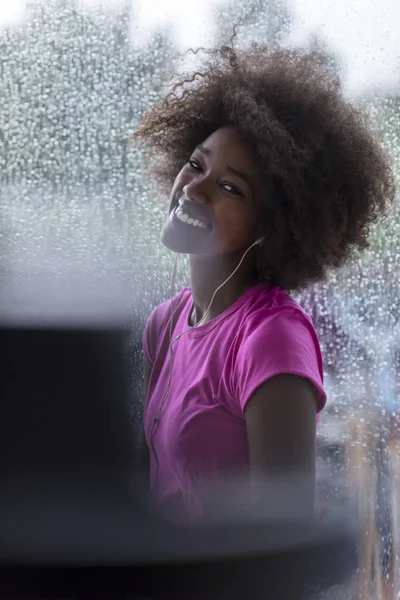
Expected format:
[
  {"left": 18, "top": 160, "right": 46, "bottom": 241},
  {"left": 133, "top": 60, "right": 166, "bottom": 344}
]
[{"left": 150, "top": 237, "right": 264, "bottom": 484}]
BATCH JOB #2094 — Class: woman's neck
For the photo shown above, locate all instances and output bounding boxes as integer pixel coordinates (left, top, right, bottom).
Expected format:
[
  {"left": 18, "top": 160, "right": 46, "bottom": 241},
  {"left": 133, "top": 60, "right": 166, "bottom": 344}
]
[{"left": 188, "top": 254, "right": 259, "bottom": 325}]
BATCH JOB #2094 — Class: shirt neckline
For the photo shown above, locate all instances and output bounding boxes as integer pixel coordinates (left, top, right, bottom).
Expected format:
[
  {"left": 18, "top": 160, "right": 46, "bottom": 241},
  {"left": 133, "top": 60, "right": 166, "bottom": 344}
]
[{"left": 179, "top": 283, "right": 274, "bottom": 338}]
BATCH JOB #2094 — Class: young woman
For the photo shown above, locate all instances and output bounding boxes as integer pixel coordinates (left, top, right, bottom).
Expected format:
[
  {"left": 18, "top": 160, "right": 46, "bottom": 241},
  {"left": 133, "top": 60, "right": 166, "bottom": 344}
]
[{"left": 134, "top": 43, "right": 394, "bottom": 523}]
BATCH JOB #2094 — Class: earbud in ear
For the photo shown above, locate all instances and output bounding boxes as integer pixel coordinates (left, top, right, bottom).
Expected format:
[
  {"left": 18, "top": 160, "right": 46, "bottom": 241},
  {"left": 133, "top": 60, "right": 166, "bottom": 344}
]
[{"left": 254, "top": 236, "right": 265, "bottom": 247}]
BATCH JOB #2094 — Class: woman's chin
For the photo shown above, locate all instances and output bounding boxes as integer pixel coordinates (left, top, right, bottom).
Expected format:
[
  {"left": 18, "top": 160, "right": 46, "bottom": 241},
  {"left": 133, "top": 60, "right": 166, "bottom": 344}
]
[
  {"left": 160, "top": 218, "right": 212, "bottom": 255},
  {"left": 160, "top": 233, "right": 202, "bottom": 255},
  {"left": 161, "top": 237, "right": 188, "bottom": 254}
]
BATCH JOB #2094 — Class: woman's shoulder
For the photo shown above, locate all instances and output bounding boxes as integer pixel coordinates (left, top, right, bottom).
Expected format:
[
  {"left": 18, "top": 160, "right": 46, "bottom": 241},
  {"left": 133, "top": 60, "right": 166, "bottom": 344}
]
[
  {"left": 239, "top": 285, "right": 318, "bottom": 344},
  {"left": 146, "top": 287, "right": 191, "bottom": 329},
  {"left": 245, "top": 284, "right": 310, "bottom": 320},
  {"left": 143, "top": 287, "right": 191, "bottom": 366},
  {"left": 143, "top": 287, "right": 191, "bottom": 362},
  {"left": 233, "top": 285, "right": 326, "bottom": 413}
]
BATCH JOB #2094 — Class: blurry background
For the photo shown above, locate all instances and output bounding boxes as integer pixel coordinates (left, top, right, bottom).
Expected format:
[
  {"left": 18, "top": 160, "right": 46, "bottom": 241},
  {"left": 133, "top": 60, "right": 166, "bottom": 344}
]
[{"left": 0, "top": 0, "right": 399, "bottom": 598}]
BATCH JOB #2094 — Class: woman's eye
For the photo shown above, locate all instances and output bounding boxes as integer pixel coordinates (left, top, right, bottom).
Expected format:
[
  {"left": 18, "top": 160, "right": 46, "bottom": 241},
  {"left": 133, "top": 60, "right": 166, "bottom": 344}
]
[
  {"left": 186, "top": 160, "right": 243, "bottom": 196},
  {"left": 221, "top": 183, "right": 243, "bottom": 196},
  {"left": 188, "top": 159, "right": 201, "bottom": 170}
]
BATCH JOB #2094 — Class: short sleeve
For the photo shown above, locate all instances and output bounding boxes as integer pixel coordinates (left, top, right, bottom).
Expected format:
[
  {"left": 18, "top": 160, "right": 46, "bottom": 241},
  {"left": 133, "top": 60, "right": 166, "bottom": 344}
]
[
  {"left": 143, "top": 304, "right": 170, "bottom": 368},
  {"left": 232, "top": 307, "right": 326, "bottom": 414},
  {"left": 142, "top": 289, "right": 189, "bottom": 369},
  {"left": 142, "top": 309, "right": 157, "bottom": 368}
]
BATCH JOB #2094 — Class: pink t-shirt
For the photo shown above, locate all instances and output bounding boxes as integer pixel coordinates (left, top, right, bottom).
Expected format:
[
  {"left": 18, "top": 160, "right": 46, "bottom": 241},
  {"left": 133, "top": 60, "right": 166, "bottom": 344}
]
[{"left": 143, "top": 284, "right": 326, "bottom": 521}]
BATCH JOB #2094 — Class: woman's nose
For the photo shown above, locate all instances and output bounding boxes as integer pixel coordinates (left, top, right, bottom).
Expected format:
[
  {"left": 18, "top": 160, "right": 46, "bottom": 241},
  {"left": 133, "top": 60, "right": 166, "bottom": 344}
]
[{"left": 182, "top": 181, "right": 209, "bottom": 205}]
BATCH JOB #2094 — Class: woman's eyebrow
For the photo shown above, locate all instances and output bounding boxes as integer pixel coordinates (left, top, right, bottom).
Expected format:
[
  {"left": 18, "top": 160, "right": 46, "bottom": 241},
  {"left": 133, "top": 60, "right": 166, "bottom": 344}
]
[
  {"left": 195, "top": 144, "right": 211, "bottom": 155},
  {"left": 195, "top": 144, "right": 253, "bottom": 187},
  {"left": 225, "top": 165, "right": 253, "bottom": 186}
]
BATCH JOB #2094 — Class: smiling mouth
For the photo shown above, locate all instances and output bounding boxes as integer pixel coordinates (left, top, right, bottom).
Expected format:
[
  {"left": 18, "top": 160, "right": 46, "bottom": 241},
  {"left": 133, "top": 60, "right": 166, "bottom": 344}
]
[{"left": 173, "top": 204, "right": 212, "bottom": 230}]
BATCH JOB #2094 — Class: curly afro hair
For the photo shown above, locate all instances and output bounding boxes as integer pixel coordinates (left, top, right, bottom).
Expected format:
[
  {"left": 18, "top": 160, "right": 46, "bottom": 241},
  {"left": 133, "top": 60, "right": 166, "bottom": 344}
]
[{"left": 134, "top": 43, "right": 395, "bottom": 290}]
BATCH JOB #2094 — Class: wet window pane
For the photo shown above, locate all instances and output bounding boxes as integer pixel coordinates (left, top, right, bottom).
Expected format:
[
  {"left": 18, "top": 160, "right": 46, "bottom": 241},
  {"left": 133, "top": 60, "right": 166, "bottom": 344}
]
[{"left": 0, "top": 0, "right": 399, "bottom": 597}]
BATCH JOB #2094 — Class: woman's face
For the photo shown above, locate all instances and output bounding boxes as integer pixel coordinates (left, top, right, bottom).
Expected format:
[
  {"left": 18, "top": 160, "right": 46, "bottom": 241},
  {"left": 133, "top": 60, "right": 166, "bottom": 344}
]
[{"left": 161, "top": 125, "right": 263, "bottom": 257}]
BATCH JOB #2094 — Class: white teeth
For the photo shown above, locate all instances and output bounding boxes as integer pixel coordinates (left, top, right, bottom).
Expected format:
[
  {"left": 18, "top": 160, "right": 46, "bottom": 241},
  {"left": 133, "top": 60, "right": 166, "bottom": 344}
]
[{"left": 175, "top": 207, "right": 208, "bottom": 229}]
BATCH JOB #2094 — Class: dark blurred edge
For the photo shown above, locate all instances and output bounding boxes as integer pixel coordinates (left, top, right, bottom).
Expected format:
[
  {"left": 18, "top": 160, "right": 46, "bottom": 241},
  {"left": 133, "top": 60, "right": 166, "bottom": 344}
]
[
  {"left": 0, "top": 532, "right": 356, "bottom": 599},
  {"left": 0, "top": 322, "right": 357, "bottom": 599}
]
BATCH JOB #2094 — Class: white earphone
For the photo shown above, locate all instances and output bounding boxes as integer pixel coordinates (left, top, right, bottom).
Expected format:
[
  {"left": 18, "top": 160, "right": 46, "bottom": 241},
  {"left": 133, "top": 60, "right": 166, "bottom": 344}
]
[{"left": 151, "top": 235, "right": 265, "bottom": 437}]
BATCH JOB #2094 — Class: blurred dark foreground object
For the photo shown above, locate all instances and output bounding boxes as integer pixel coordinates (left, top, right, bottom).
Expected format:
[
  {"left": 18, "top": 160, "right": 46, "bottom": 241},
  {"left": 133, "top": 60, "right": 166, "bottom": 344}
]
[{"left": 0, "top": 321, "right": 357, "bottom": 599}]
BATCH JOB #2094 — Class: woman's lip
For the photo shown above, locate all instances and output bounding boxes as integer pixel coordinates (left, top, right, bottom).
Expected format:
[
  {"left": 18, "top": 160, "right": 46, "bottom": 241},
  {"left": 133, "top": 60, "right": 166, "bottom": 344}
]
[
  {"left": 174, "top": 199, "right": 212, "bottom": 228},
  {"left": 171, "top": 209, "right": 212, "bottom": 233}
]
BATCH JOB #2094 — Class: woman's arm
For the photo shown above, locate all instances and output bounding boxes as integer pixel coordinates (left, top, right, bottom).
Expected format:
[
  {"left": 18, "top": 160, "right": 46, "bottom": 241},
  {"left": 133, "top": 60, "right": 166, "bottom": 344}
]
[{"left": 244, "top": 373, "right": 318, "bottom": 518}]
